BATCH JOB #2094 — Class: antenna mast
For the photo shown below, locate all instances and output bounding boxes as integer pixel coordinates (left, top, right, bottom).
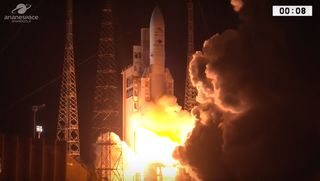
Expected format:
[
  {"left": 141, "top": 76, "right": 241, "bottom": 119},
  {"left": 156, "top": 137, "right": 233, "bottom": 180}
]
[{"left": 56, "top": 0, "right": 80, "bottom": 157}]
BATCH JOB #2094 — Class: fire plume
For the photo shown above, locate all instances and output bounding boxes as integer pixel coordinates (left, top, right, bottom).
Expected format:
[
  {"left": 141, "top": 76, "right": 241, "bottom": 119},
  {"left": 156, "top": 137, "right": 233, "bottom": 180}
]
[
  {"left": 95, "top": 95, "right": 195, "bottom": 180},
  {"left": 125, "top": 95, "right": 195, "bottom": 180}
]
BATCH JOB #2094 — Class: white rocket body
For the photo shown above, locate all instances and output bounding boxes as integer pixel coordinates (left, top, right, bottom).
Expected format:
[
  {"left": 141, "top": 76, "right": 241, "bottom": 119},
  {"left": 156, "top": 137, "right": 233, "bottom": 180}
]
[
  {"left": 150, "top": 7, "right": 165, "bottom": 101},
  {"left": 122, "top": 7, "right": 174, "bottom": 148}
]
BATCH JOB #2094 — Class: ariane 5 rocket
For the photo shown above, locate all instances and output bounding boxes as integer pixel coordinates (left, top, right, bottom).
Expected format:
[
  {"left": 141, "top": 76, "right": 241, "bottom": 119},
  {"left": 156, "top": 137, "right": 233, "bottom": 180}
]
[
  {"left": 149, "top": 7, "right": 166, "bottom": 101},
  {"left": 122, "top": 6, "right": 174, "bottom": 148}
]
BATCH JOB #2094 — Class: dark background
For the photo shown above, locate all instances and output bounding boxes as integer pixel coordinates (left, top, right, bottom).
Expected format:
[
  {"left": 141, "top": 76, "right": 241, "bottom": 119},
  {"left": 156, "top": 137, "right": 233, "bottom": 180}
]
[
  {"left": 2, "top": 0, "right": 316, "bottom": 166},
  {"left": 0, "top": 0, "right": 238, "bottom": 163}
]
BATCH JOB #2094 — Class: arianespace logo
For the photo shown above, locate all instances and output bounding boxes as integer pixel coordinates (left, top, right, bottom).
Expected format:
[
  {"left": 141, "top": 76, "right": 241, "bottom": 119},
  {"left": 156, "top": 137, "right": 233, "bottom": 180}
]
[
  {"left": 4, "top": 3, "right": 39, "bottom": 23},
  {"left": 11, "top": 3, "right": 32, "bottom": 14}
]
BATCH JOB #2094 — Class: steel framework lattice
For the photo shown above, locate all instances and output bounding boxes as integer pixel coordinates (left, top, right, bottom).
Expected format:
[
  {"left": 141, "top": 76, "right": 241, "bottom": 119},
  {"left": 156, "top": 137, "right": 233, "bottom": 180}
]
[
  {"left": 184, "top": 0, "right": 197, "bottom": 112},
  {"left": 93, "top": 0, "right": 120, "bottom": 134},
  {"left": 95, "top": 130, "right": 123, "bottom": 181},
  {"left": 93, "top": 1, "right": 123, "bottom": 180},
  {"left": 56, "top": 0, "right": 80, "bottom": 157}
]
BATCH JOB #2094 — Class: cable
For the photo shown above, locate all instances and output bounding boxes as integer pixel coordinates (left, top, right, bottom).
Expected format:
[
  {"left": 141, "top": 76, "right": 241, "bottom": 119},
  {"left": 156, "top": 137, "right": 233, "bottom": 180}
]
[{"left": 0, "top": 53, "right": 97, "bottom": 114}]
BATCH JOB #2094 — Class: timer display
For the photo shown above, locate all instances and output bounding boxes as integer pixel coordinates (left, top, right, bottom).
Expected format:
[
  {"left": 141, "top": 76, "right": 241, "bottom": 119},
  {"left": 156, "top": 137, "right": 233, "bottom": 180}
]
[{"left": 273, "top": 6, "right": 312, "bottom": 16}]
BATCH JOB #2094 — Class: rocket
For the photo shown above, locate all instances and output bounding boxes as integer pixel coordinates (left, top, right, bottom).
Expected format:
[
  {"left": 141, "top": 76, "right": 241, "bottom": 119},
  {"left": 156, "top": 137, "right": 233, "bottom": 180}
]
[
  {"left": 122, "top": 6, "right": 174, "bottom": 148},
  {"left": 150, "top": 7, "right": 165, "bottom": 71},
  {"left": 149, "top": 7, "right": 166, "bottom": 101}
]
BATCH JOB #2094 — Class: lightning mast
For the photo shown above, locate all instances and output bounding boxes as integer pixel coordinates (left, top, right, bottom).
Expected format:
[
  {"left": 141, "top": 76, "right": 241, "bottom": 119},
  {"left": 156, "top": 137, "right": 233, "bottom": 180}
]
[
  {"left": 184, "top": 0, "right": 197, "bottom": 112},
  {"left": 93, "top": 1, "right": 123, "bottom": 180},
  {"left": 56, "top": 0, "right": 80, "bottom": 157}
]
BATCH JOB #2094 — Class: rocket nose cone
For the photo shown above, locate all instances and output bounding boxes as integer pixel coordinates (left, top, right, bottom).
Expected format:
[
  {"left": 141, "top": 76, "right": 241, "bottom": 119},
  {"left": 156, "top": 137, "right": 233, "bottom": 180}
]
[
  {"left": 152, "top": 7, "right": 161, "bottom": 16},
  {"left": 150, "top": 6, "right": 164, "bottom": 26}
]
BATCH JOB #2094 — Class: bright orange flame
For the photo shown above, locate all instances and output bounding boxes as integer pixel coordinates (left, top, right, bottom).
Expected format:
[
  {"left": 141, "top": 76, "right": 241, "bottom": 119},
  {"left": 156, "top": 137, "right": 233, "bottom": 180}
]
[
  {"left": 122, "top": 128, "right": 180, "bottom": 180},
  {"left": 95, "top": 96, "right": 195, "bottom": 180},
  {"left": 132, "top": 96, "right": 194, "bottom": 144},
  {"left": 126, "top": 95, "right": 195, "bottom": 180}
]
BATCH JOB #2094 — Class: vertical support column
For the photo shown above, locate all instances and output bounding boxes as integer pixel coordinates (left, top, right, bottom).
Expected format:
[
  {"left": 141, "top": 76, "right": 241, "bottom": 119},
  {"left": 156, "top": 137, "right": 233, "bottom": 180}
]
[
  {"left": 184, "top": 0, "right": 198, "bottom": 111},
  {"left": 27, "top": 138, "right": 33, "bottom": 180},
  {"left": 93, "top": 1, "right": 122, "bottom": 180},
  {"left": 40, "top": 139, "right": 46, "bottom": 181},
  {"left": 56, "top": 0, "right": 80, "bottom": 157},
  {"left": 53, "top": 141, "right": 66, "bottom": 181},
  {"left": 14, "top": 136, "right": 20, "bottom": 181},
  {"left": 0, "top": 135, "right": 4, "bottom": 178}
]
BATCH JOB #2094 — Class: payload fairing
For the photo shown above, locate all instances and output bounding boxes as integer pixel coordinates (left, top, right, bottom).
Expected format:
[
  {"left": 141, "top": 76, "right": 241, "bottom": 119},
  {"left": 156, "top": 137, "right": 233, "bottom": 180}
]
[{"left": 122, "top": 7, "right": 174, "bottom": 148}]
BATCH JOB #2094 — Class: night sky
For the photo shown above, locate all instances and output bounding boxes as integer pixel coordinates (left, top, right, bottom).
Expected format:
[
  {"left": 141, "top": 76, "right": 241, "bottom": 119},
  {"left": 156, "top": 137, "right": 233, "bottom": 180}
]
[
  {"left": 0, "top": 0, "right": 237, "bottom": 163},
  {"left": 1, "top": 0, "right": 319, "bottom": 177}
]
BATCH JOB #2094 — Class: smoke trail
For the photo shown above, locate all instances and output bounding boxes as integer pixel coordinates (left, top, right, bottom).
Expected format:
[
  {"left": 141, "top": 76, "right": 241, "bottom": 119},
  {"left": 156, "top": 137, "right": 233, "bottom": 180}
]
[{"left": 174, "top": 0, "right": 320, "bottom": 180}]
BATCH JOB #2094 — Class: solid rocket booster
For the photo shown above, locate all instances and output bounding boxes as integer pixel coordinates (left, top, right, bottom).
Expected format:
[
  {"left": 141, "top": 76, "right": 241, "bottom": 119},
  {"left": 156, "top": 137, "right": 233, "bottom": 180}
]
[{"left": 150, "top": 7, "right": 166, "bottom": 101}]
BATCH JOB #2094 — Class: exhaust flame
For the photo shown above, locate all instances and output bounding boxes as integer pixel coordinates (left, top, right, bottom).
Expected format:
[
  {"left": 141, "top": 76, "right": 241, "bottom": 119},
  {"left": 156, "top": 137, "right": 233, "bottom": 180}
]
[
  {"left": 127, "top": 96, "right": 195, "bottom": 179},
  {"left": 96, "top": 96, "right": 195, "bottom": 180},
  {"left": 131, "top": 96, "right": 194, "bottom": 145}
]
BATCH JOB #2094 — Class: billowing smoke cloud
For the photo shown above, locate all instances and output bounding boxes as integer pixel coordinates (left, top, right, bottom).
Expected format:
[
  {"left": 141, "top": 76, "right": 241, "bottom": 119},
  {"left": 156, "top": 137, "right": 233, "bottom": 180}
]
[{"left": 174, "top": 0, "right": 320, "bottom": 180}]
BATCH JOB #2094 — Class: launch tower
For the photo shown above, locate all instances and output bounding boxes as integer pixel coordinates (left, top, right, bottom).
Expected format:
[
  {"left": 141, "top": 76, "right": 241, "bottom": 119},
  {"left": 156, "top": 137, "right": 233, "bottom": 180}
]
[
  {"left": 92, "top": 1, "right": 120, "bottom": 133},
  {"left": 184, "top": 0, "right": 197, "bottom": 112},
  {"left": 93, "top": 1, "right": 123, "bottom": 180},
  {"left": 56, "top": 0, "right": 80, "bottom": 157}
]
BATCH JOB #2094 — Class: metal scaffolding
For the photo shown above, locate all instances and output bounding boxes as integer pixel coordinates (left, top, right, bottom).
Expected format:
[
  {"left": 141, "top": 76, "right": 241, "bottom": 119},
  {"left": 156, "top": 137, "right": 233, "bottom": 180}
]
[
  {"left": 184, "top": 0, "right": 198, "bottom": 112},
  {"left": 92, "top": 0, "right": 120, "bottom": 135},
  {"left": 95, "top": 130, "right": 123, "bottom": 181},
  {"left": 93, "top": 1, "right": 122, "bottom": 180},
  {"left": 56, "top": 0, "right": 80, "bottom": 157}
]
